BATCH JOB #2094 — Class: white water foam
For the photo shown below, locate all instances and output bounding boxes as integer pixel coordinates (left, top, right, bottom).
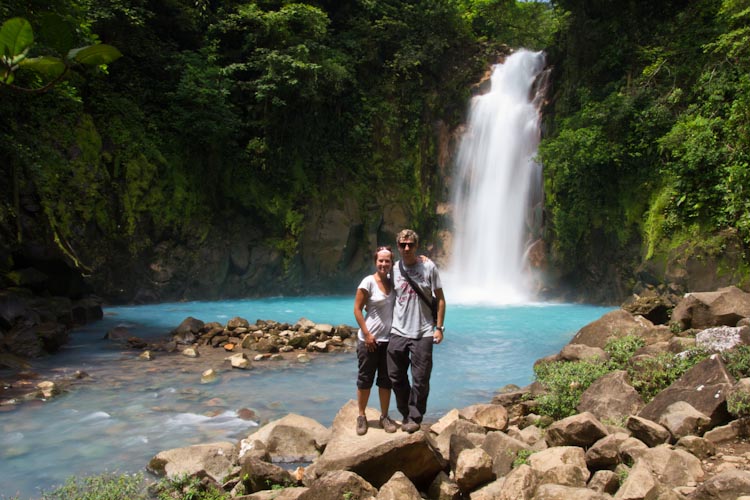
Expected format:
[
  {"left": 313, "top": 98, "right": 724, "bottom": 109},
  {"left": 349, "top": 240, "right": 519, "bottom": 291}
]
[{"left": 448, "top": 50, "right": 546, "bottom": 305}]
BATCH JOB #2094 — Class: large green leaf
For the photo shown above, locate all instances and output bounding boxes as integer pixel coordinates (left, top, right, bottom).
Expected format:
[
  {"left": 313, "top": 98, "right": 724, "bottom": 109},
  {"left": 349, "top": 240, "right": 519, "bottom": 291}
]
[
  {"left": 19, "top": 56, "right": 66, "bottom": 79},
  {"left": 0, "top": 17, "right": 34, "bottom": 59},
  {"left": 39, "top": 12, "right": 75, "bottom": 54},
  {"left": 67, "top": 44, "right": 122, "bottom": 66}
]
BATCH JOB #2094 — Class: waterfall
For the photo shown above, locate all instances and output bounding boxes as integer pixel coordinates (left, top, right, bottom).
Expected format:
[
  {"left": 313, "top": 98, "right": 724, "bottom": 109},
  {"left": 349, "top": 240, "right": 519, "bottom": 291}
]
[{"left": 447, "top": 50, "right": 547, "bottom": 304}]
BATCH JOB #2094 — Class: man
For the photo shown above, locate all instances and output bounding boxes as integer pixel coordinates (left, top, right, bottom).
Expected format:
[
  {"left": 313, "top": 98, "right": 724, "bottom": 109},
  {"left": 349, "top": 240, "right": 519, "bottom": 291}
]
[{"left": 388, "top": 229, "right": 446, "bottom": 433}]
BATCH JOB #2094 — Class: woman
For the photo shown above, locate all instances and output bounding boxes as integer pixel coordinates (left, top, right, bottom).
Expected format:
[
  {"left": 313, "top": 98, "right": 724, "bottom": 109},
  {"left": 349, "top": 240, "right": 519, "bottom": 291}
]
[{"left": 353, "top": 246, "right": 398, "bottom": 435}]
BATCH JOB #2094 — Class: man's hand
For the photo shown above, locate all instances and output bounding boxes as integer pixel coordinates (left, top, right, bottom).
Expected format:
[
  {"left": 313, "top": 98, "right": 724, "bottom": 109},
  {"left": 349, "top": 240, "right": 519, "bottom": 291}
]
[{"left": 433, "top": 329, "right": 443, "bottom": 344}]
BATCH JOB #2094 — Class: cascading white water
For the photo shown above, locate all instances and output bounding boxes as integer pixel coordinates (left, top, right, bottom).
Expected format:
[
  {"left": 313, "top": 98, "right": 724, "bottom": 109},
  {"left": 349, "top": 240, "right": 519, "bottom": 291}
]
[{"left": 448, "top": 50, "right": 546, "bottom": 304}]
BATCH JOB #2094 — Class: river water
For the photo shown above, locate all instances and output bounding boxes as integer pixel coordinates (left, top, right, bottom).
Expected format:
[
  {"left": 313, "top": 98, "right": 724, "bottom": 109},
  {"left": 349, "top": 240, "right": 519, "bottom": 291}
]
[{"left": 0, "top": 296, "right": 613, "bottom": 498}]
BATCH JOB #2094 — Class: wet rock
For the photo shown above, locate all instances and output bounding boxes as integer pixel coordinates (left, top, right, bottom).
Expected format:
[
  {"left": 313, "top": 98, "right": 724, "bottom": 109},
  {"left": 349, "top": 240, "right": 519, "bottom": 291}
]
[{"left": 201, "top": 369, "right": 218, "bottom": 384}]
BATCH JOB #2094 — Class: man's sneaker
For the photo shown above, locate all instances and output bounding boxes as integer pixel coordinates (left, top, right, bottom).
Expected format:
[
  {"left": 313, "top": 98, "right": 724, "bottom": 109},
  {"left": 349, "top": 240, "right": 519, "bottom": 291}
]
[
  {"left": 379, "top": 415, "right": 397, "bottom": 433},
  {"left": 401, "top": 419, "right": 420, "bottom": 433},
  {"left": 356, "top": 415, "right": 368, "bottom": 436}
]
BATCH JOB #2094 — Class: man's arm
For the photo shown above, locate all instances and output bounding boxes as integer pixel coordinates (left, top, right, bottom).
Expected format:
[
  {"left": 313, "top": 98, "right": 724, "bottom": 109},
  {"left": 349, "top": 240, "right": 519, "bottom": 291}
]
[{"left": 433, "top": 288, "right": 446, "bottom": 344}]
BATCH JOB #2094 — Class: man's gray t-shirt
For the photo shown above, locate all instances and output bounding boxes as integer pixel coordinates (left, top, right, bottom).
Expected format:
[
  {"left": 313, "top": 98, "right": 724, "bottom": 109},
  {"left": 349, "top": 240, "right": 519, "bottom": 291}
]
[{"left": 391, "top": 259, "right": 442, "bottom": 339}]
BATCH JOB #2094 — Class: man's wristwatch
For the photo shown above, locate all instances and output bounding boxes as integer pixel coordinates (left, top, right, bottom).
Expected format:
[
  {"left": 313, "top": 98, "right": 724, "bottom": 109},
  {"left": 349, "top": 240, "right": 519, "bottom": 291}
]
[{"left": 435, "top": 326, "right": 445, "bottom": 332}]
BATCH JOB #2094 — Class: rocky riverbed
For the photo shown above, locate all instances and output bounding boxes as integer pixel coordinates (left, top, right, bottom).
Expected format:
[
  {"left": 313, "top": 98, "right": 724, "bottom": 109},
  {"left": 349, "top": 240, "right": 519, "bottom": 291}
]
[{"left": 4, "top": 286, "right": 750, "bottom": 499}]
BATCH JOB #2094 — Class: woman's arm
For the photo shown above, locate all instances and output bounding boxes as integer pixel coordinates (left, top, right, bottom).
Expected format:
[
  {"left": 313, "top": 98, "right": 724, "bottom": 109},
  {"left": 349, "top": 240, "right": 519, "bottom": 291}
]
[{"left": 353, "top": 287, "right": 377, "bottom": 351}]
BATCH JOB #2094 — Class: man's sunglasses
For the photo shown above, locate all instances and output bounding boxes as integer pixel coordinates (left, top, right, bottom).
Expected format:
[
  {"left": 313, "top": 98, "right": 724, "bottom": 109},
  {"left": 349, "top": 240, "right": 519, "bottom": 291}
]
[{"left": 398, "top": 241, "right": 415, "bottom": 249}]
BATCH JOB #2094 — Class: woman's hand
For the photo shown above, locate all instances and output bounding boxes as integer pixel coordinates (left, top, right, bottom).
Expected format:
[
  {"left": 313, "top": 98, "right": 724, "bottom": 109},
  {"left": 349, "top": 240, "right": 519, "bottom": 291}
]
[{"left": 364, "top": 332, "right": 377, "bottom": 352}]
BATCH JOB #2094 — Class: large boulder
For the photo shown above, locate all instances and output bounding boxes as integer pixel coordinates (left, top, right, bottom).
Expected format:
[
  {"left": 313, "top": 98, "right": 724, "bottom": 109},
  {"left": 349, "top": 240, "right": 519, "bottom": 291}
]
[
  {"left": 577, "top": 370, "right": 644, "bottom": 423},
  {"left": 475, "top": 464, "right": 538, "bottom": 500},
  {"left": 376, "top": 471, "right": 422, "bottom": 500},
  {"left": 625, "top": 416, "right": 671, "bottom": 447},
  {"left": 527, "top": 446, "right": 590, "bottom": 487},
  {"left": 454, "top": 447, "right": 495, "bottom": 492},
  {"left": 312, "top": 401, "right": 445, "bottom": 489},
  {"left": 433, "top": 417, "right": 486, "bottom": 463},
  {"left": 240, "top": 413, "right": 329, "bottom": 463},
  {"left": 532, "top": 484, "right": 612, "bottom": 500},
  {"left": 656, "top": 401, "right": 711, "bottom": 440},
  {"left": 298, "top": 470, "right": 377, "bottom": 500},
  {"left": 696, "top": 325, "right": 749, "bottom": 352},
  {"left": 635, "top": 444, "right": 704, "bottom": 487},
  {"left": 544, "top": 412, "right": 608, "bottom": 448},
  {"left": 621, "top": 290, "right": 675, "bottom": 325},
  {"left": 239, "top": 456, "right": 296, "bottom": 493},
  {"left": 569, "top": 309, "right": 654, "bottom": 349},
  {"left": 459, "top": 403, "right": 508, "bottom": 431},
  {"left": 671, "top": 286, "right": 750, "bottom": 330},
  {"left": 147, "top": 441, "right": 238, "bottom": 483},
  {"left": 481, "top": 430, "right": 531, "bottom": 478},
  {"left": 689, "top": 469, "right": 750, "bottom": 500},
  {"left": 638, "top": 354, "right": 735, "bottom": 427},
  {"left": 584, "top": 432, "right": 630, "bottom": 470}
]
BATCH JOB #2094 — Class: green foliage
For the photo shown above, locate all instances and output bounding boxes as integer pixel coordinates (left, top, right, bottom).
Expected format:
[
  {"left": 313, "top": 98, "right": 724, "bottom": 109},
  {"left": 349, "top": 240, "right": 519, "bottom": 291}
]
[
  {"left": 723, "top": 344, "right": 750, "bottom": 379},
  {"left": 727, "top": 388, "right": 750, "bottom": 418},
  {"left": 0, "top": 0, "right": 560, "bottom": 290},
  {"left": 533, "top": 358, "right": 612, "bottom": 419},
  {"left": 150, "top": 474, "right": 229, "bottom": 500},
  {"left": 39, "top": 472, "right": 147, "bottom": 500},
  {"left": 0, "top": 16, "right": 120, "bottom": 90},
  {"left": 626, "top": 349, "right": 709, "bottom": 403},
  {"left": 617, "top": 467, "right": 629, "bottom": 485},
  {"left": 604, "top": 335, "right": 645, "bottom": 367},
  {"left": 541, "top": 0, "right": 750, "bottom": 281},
  {"left": 512, "top": 448, "right": 534, "bottom": 468}
]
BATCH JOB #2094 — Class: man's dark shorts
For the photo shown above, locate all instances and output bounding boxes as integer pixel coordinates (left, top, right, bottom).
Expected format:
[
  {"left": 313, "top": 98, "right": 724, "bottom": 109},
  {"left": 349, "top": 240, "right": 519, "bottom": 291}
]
[{"left": 356, "top": 341, "right": 392, "bottom": 390}]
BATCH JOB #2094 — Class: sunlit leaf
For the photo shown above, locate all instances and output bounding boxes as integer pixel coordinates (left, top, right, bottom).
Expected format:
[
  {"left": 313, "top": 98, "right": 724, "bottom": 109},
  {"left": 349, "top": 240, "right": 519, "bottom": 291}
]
[
  {"left": 0, "top": 17, "right": 34, "bottom": 59},
  {"left": 1, "top": 69, "right": 14, "bottom": 84},
  {"left": 19, "top": 56, "right": 66, "bottom": 79},
  {"left": 67, "top": 44, "right": 122, "bottom": 66}
]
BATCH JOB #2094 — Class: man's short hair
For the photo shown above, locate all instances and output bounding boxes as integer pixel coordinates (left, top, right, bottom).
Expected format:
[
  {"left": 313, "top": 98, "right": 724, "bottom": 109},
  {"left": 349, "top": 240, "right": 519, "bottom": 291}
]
[{"left": 397, "top": 229, "right": 419, "bottom": 246}]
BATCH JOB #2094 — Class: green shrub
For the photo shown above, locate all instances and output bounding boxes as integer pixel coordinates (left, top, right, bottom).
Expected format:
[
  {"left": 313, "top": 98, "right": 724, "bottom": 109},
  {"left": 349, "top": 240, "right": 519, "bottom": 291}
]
[
  {"left": 533, "top": 359, "right": 612, "bottom": 419},
  {"left": 40, "top": 472, "right": 147, "bottom": 500},
  {"left": 626, "top": 349, "right": 709, "bottom": 402},
  {"left": 723, "top": 345, "right": 750, "bottom": 380},
  {"left": 150, "top": 474, "right": 229, "bottom": 500},
  {"left": 604, "top": 335, "right": 645, "bottom": 368},
  {"left": 512, "top": 449, "right": 534, "bottom": 468},
  {"left": 727, "top": 388, "right": 750, "bottom": 418}
]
